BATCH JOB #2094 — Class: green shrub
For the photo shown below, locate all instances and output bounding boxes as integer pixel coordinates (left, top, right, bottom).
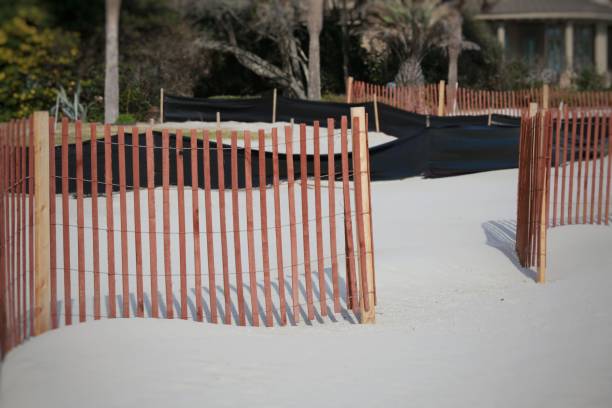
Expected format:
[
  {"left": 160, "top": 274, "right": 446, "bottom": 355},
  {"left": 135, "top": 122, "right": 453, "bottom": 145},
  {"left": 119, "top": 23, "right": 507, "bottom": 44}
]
[
  {"left": 574, "top": 67, "right": 606, "bottom": 91},
  {"left": 115, "top": 113, "right": 137, "bottom": 125},
  {"left": 0, "top": 6, "right": 80, "bottom": 121}
]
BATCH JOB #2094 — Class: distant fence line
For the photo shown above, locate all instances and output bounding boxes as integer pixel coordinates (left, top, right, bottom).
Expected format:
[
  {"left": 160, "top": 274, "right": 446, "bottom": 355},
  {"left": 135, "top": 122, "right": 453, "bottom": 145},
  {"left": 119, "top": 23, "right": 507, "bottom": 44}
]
[
  {"left": 0, "top": 109, "right": 377, "bottom": 358},
  {"left": 349, "top": 78, "right": 612, "bottom": 117},
  {"left": 516, "top": 105, "right": 612, "bottom": 283}
]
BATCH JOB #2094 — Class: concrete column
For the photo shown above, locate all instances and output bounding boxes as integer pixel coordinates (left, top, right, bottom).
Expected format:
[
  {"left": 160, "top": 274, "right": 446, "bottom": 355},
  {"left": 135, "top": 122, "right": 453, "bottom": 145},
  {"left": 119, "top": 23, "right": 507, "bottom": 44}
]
[
  {"left": 595, "top": 22, "right": 608, "bottom": 75},
  {"left": 565, "top": 22, "right": 574, "bottom": 73}
]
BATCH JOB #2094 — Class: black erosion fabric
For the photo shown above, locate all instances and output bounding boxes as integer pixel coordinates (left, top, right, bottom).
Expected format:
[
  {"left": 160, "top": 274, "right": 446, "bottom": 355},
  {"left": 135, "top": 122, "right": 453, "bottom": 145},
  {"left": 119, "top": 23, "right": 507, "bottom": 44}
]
[
  {"left": 52, "top": 94, "right": 524, "bottom": 194},
  {"left": 53, "top": 133, "right": 343, "bottom": 195},
  {"left": 163, "top": 93, "right": 523, "bottom": 180}
]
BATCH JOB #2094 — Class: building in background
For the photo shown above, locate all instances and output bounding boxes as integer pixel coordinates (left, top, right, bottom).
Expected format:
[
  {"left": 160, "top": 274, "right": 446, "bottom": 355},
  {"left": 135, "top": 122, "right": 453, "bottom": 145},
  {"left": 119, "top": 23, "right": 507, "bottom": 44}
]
[{"left": 476, "top": 0, "right": 612, "bottom": 86}]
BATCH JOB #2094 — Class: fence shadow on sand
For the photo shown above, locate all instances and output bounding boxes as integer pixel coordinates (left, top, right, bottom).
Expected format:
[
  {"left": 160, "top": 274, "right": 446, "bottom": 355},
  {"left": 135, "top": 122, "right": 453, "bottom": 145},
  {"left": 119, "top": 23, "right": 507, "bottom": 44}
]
[{"left": 482, "top": 220, "right": 538, "bottom": 281}]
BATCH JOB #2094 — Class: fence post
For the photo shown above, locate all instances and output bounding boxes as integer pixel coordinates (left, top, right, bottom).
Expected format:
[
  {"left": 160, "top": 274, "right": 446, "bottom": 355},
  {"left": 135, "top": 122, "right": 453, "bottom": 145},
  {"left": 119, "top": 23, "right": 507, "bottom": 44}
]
[
  {"left": 373, "top": 93, "right": 380, "bottom": 133},
  {"left": 437, "top": 80, "right": 446, "bottom": 116},
  {"left": 33, "top": 111, "right": 51, "bottom": 335},
  {"left": 350, "top": 107, "right": 375, "bottom": 324},
  {"left": 346, "top": 76, "right": 354, "bottom": 103},
  {"left": 272, "top": 88, "right": 277, "bottom": 123},
  {"left": 537, "top": 103, "right": 548, "bottom": 283},
  {"left": 542, "top": 84, "right": 550, "bottom": 110},
  {"left": 159, "top": 88, "right": 164, "bottom": 124}
]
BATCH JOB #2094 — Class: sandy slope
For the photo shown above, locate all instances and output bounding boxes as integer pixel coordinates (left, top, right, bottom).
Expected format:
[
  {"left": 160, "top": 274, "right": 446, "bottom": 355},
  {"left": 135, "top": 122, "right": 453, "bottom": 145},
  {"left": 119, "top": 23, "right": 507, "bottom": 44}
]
[{"left": 1, "top": 168, "right": 612, "bottom": 408}]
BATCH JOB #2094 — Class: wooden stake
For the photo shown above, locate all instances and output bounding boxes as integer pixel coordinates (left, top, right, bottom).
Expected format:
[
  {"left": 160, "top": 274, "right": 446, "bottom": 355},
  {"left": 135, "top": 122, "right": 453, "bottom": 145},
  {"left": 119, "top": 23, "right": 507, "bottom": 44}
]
[
  {"left": 350, "top": 107, "right": 375, "bottom": 324},
  {"left": 373, "top": 93, "right": 380, "bottom": 133},
  {"left": 542, "top": 84, "right": 550, "bottom": 110},
  {"left": 216, "top": 112, "right": 221, "bottom": 130},
  {"left": 346, "top": 76, "right": 354, "bottom": 103},
  {"left": 33, "top": 111, "right": 51, "bottom": 336},
  {"left": 535, "top": 103, "right": 547, "bottom": 283},
  {"left": 160, "top": 88, "right": 164, "bottom": 124},
  {"left": 437, "top": 80, "right": 446, "bottom": 116},
  {"left": 272, "top": 88, "right": 277, "bottom": 123}
]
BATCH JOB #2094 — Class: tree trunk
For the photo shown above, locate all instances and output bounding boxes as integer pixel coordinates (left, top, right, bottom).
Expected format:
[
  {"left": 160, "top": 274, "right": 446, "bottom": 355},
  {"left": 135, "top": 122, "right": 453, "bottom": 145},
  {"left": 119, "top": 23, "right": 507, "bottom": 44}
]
[
  {"left": 198, "top": 40, "right": 307, "bottom": 98},
  {"left": 395, "top": 56, "right": 424, "bottom": 86},
  {"left": 105, "top": 0, "right": 121, "bottom": 124},
  {"left": 446, "top": 10, "right": 462, "bottom": 113},
  {"left": 341, "top": 0, "right": 349, "bottom": 85},
  {"left": 307, "top": 0, "right": 324, "bottom": 100}
]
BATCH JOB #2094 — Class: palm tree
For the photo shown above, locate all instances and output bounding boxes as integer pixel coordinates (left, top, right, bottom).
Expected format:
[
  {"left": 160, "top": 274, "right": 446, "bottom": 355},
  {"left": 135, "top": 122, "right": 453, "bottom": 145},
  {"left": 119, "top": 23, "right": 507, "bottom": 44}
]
[
  {"left": 361, "top": 0, "right": 452, "bottom": 86},
  {"left": 445, "top": 1, "right": 485, "bottom": 111},
  {"left": 105, "top": 0, "right": 121, "bottom": 124},
  {"left": 306, "top": 0, "right": 324, "bottom": 100}
]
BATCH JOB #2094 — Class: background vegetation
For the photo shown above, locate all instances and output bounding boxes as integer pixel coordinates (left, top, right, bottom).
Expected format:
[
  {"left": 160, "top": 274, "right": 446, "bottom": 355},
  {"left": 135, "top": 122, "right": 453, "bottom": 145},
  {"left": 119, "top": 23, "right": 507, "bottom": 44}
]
[{"left": 0, "top": 0, "right": 608, "bottom": 122}]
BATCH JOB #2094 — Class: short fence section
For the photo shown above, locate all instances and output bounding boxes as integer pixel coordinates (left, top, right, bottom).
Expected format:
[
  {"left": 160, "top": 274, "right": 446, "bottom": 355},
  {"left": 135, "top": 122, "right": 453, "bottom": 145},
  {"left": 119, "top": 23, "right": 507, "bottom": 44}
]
[
  {"left": 352, "top": 79, "right": 612, "bottom": 117},
  {"left": 0, "top": 112, "right": 377, "bottom": 357},
  {"left": 516, "top": 107, "right": 612, "bottom": 281}
]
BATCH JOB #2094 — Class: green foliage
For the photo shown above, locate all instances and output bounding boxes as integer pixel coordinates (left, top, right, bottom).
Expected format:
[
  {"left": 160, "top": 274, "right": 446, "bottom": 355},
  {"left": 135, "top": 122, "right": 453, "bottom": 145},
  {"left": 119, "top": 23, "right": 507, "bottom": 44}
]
[
  {"left": 494, "top": 60, "right": 534, "bottom": 90},
  {"left": 50, "top": 83, "right": 90, "bottom": 121},
  {"left": 456, "top": 17, "right": 503, "bottom": 89},
  {"left": 114, "top": 113, "right": 137, "bottom": 125},
  {"left": 0, "top": 6, "right": 80, "bottom": 121},
  {"left": 574, "top": 67, "right": 606, "bottom": 91}
]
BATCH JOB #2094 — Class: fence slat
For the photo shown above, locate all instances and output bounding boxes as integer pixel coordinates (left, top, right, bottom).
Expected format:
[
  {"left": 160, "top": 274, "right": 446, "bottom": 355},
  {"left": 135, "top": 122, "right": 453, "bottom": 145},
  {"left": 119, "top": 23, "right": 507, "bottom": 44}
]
[
  {"left": 285, "top": 126, "right": 300, "bottom": 323},
  {"left": 0, "top": 125, "right": 5, "bottom": 350},
  {"left": 90, "top": 124, "right": 101, "bottom": 320},
  {"left": 327, "top": 119, "right": 340, "bottom": 313},
  {"left": 190, "top": 129, "right": 203, "bottom": 322},
  {"left": 61, "top": 118, "right": 72, "bottom": 325},
  {"left": 9, "top": 121, "right": 15, "bottom": 343},
  {"left": 20, "top": 120, "right": 27, "bottom": 339},
  {"left": 162, "top": 129, "right": 173, "bottom": 319},
  {"left": 591, "top": 113, "right": 601, "bottom": 224},
  {"left": 216, "top": 131, "right": 231, "bottom": 325},
  {"left": 605, "top": 113, "right": 612, "bottom": 225},
  {"left": 16, "top": 120, "right": 23, "bottom": 340},
  {"left": 145, "top": 128, "right": 159, "bottom": 318},
  {"left": 28, "top": 118, "right": 36, "bottom": 334},
  {"left": 585, "top": 113, "right": 596, "bottom": 224},
  {"left": 553, "top": 110, "right": 561, "bottom": 226},
  {"left": 49, "top": 120, "right": 57, "bottom": 327},
  {"left": 598, "top": 113, "right": 607, "bottom": 224},
  {"left": 132, "top": 127, "right": 144, "bottom": 317},
  {"left": 244, "top": 131, "right": 260, "bottom": 326},
  {"left": 576, "top": 111, "right": 587, "bottom": 222},
  {"left": 203, "top": 130, "right": 218, "bottom": 323},
  {"left": 560, "top": 109, "right": 569, "bottom": 225},
  {"left": 104, "top": 124, "right": 116, "bottom": 318},
  {"left": 176, "top": 130, "right": 188, "bottom": 319},
  {"left": 258, "top": 130, "right": 273, "bottom": 326},
  {"left": 230, "top": 132, "right": 246, "bottom": 326},
  {"left": 75, "top": 121, "right": 86, "bottom": 322},
  {"left": 352, "top": 116, "right": 370, "bottom": 312},
  {"left": 118, "top": 127, "right": 130, "bottom": 318},
  {"left": 271, "top": 128, "right": 287, "bottom": 325},
  {"left": 313, "top": 121, "right": 326, "bottom": 316},
  {"left": 299, "top": 124, "right": 315, "bottom": 320},
  {"left": 567, "top": 111, "right": 577, "bottom": 224},
  {"left": 341, "top": 117, "right": 358, "bottom": 312}
]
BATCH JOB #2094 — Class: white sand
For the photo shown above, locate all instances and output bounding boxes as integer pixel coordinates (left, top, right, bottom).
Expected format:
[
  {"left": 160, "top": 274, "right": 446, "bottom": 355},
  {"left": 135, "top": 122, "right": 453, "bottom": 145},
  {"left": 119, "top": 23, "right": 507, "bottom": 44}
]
[
  {"left": 159, "top": 120, "right": 397, "bottom": 154},
  {"left": 1, "top": 168, "right": 612, "bottom": 407}
]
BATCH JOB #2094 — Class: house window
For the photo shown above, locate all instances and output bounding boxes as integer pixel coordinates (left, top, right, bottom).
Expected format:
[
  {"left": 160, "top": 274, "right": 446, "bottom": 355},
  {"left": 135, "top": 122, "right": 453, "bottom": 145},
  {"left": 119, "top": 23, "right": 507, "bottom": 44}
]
[
  {"left": 574, "top": 24, "right": 594, "bottom": 70},
  {"left": 545, "top": 25, "right": 564, "bottom": 74},
  {"left": 519, "top": 24, "right": 542, "bottom": 66}
]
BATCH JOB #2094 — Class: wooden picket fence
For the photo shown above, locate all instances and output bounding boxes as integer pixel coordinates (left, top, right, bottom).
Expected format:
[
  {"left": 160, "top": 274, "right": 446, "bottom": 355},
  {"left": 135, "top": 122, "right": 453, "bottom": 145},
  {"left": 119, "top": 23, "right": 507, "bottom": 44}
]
[
  {"left": 350, "top": 78, "right": 612, "bottom": 117},
  {"left": 0, "top": 109, "right": 377, "bottom": 357},
  {"left": 516, "top": 105, "right": 612, "bottom": 282}
]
